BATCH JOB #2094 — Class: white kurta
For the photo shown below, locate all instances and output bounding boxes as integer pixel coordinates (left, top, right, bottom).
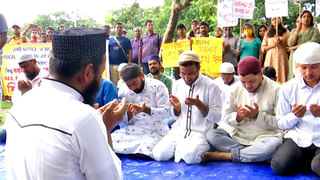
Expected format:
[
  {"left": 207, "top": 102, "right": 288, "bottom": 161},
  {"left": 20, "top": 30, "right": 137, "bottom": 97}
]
[
  {"left": 6, "top": 79, "right": 122, "bottom": 180},
  {"left": 153, "top": 74, "right": 222, "bottom": 164},
  {"left": 214, "top": 75, "right": 240, "bottom": 103},
  {"left": 221, "top": 76, "right": 284, "bottom": 146},
  {"left": 112, "top": 77, "right": 171, "bottom": 158},
  {"left": 11, "top": 68, "right": 49, "bottom": 103}
]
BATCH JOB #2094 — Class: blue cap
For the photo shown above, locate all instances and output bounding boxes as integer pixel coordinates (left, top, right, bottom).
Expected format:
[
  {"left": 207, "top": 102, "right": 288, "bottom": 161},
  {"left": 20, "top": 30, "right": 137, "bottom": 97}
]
[{"left": 147, "top": 54, "right": 160, "bottom": 62}]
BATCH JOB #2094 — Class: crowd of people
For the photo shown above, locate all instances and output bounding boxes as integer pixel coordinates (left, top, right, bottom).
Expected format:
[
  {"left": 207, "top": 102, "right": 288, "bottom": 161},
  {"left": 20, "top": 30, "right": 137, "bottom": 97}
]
[{"left": 0, "top": 9, "right": 320, "bottom": 179}]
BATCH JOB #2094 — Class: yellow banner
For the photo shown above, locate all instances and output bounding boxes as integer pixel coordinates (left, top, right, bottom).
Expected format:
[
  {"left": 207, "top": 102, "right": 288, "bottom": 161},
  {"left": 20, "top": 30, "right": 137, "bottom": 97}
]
[
  {"left": 1, "top": 43, "right": 51, "bottom": 97},
  {"left": 162, "top": 40, "right": 191, "bottom": 68},
  {"left": 192, "top": 37, "right": 223, "bottom": 78}
]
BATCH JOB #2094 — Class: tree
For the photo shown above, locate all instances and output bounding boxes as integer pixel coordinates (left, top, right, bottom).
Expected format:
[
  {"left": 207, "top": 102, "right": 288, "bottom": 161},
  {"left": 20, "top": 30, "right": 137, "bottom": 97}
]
[{"left": 162, "top": 0, "right": 192, "bottom": 43}]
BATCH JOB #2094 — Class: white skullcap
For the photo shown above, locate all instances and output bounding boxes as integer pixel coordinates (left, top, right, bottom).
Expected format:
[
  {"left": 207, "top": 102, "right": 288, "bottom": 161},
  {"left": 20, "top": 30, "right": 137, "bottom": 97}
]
[
  {"left": 18, "top": 54, "right": 34, "bottom": 64},
  {"left": 293, "top": 42, "right": 320, "bottom": 65},
  {"left": 220, "top": 62, "right": 235, "bottom": 73},
  {"left": 118, "top": 63, "right": 128, "bottom": 72},
  {"left": 178, "top": 51, "right": 200, "bottom": 64}
]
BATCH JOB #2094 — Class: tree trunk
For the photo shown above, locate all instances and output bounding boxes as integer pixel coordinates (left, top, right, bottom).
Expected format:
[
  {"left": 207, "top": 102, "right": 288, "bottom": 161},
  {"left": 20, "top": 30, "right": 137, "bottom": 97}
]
[{"left": 162, "top": 0, "right": 192, "bottom": 43}]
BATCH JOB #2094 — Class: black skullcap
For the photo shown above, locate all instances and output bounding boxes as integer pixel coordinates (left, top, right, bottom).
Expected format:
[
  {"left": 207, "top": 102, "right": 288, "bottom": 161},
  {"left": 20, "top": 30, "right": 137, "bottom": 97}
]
[
  {"left": 120, "top": 63, "right": 141, "bottom": 81},
  {"left": 52, "top": 27, "right": 106, "bottom": 60}
]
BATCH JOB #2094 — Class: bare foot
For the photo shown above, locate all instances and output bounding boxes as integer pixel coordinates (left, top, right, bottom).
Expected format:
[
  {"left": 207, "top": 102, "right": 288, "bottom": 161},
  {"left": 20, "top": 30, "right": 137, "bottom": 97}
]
[{"left": 201, "top": 151, "right": 231, "bottom": 162}]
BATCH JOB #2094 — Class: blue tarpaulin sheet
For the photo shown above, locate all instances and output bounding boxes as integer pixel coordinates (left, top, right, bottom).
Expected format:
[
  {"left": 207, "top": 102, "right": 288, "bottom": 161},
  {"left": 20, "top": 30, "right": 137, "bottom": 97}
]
[{"left": 0, "top": 144, "right": 317, "bottom": 179}]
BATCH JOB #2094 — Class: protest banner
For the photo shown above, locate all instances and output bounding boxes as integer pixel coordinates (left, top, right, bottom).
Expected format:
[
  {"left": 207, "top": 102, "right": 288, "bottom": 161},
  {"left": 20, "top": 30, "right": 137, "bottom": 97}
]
[
  {"left": 265, "top": 0, "right": 288, "bottom": 18},
  {"left": 192, "top": 37, "right": 223, "bottom": 78},
  {"left": 233, "top": 0, "right": 255, "bottom": 19},
  {"left": 162, "top": 40, "right": 191, "bottom": 68},
  {"left": 1, "top": 43, "right": 51, "bottom": 97},
  {"left": 218, "top": 0, "right": 238, "bottom": 27}
]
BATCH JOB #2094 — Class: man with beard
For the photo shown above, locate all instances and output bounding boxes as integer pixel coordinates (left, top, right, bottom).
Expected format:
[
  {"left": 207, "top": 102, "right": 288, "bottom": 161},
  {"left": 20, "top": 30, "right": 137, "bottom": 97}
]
[
  {"left": 11, "top": 54, "right": 49, "bottom": 103},
  {"left": 5, "top": 27, "right": 126, "bottom": 180},
  {"left": 146, "top": 54, "right": 172, "bottom": 94},
  {"left": 202, "top": 56, "right": 283, "bottom": 164},
  {"left": 112, "top": 63, "right": 171, "bottom": 159},
  {"left": 153, "top": 51, "right": 222, "bottom": 164}
]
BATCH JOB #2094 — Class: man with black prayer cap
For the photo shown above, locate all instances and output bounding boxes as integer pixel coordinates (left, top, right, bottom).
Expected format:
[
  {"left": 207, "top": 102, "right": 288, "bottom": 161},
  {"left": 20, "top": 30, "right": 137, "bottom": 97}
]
[
  {"left": 202, "top": 56, "right": 283, "bottom": 163},
  {"left": 112, "top": 63, "right": 171, "bottom": 159},
  {"left": 6, "top": 27, "right": 126, "bottom": 180}
]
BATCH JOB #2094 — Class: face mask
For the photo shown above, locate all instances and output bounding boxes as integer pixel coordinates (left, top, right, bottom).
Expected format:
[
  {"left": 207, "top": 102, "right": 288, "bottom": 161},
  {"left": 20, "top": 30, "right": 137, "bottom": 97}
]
[{"left": 244, "top": 29, "right": 253, "bottom": 36}]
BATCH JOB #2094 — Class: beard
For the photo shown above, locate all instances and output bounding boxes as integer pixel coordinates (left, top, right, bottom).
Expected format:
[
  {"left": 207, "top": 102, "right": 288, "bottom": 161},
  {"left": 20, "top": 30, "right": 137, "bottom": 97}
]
[
  {"left": 83, "top": 77, "right": 100, "bottom": 106},
  {"left": 133, "top": 79, "right": 145, "bottom": 93},
  {"left": 26, "top": 72, "right": 37, "bottom": 81},
  {"left": 150, "top": 69, "right": 160, "bottom": 75}
]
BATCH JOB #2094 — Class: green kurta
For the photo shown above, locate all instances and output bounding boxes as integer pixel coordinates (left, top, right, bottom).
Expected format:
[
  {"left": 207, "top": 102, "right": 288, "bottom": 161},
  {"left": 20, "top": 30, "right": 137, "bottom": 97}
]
[
  {"left": 147, "top": 73, "right": 172, "bottom": 94},
  {"left": 287, "top": 27, "right": 320, "bottom": 79}
]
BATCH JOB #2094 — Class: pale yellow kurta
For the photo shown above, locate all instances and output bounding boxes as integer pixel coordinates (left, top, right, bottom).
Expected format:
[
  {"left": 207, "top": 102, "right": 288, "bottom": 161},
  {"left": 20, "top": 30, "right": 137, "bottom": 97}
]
[
  {"left": 220, "top": 76, "right": 284, "bottom": 145},
  {"left": 261, "top": 30, "right": 290, "bottom": 83}
]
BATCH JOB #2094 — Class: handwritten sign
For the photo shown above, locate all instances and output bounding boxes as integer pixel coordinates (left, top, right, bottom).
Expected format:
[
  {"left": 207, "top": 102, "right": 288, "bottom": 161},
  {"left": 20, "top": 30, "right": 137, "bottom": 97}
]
[
  {"left": 162, "top": 40, "right": 191, "bottom": 68},
  {"left": 265, "top": 0, "right": 288, "bottom": 18},
  {"left": 233, "top": 0, "right": 255, "bottom": 19},
  {"left": 192, "top": 37, "right": 223, "bottom": 78},
  {"left": 1, "top": 43, "right": 51, "bottom": 96},
  {"left": 218, "top": 0, "right": 238, "bottom": 27}
]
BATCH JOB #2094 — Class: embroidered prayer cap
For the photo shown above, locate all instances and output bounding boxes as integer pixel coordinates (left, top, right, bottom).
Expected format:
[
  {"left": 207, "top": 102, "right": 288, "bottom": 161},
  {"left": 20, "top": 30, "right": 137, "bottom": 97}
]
[
  {"left": 293, "top": 42, "right": 320, "bottom": 65},
  {"left": 220, "top": 62, "right": 235, "bottom": 74},
  {"left": 118, "top": 63, "right": 128, "bottom": 72},
  {"left": 18, "top": 54, "right": 34, "bottom": 64},
  {"left": 147, "top": 54, "right": 160, "bottom": 62},
  {"left": 178, "top": 51, "right": 200, "bottom": 65},
  {"left": 52, "top": 27, "right": 106, "bottom": 61},
  {"left": 238, "top": 56, "right": 261, "bottom": 76},
  {"left": 120, "top": 63, "right": 141, "bottom": 81}
]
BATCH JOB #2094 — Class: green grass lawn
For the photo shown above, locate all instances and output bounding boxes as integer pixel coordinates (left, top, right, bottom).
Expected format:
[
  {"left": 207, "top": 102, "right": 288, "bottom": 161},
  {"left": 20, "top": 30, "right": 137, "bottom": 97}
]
[{"left": 0, "top": 101, "right": 13, "bottom": 126}]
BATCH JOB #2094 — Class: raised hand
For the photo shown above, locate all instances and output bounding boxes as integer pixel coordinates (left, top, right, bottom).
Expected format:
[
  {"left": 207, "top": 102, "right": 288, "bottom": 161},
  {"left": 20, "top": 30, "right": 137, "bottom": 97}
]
[
  {"left": 100, "top": 98, "right": 127, "bottom": 132},
  {"left": 291, "top": 104, "right": 307, "bottom": 118},
  {"left": 310, "top": 104, "right": 320, "bottom": 117},
  {"left": 128, "top": 101, "right": 146, "bottom": 116}
]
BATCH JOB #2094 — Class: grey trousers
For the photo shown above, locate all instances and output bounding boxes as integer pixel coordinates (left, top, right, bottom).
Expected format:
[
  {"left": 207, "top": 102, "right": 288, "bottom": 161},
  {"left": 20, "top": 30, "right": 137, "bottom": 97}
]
[{"left": 206, "top": 129, "right": 282, "bottom": 163}]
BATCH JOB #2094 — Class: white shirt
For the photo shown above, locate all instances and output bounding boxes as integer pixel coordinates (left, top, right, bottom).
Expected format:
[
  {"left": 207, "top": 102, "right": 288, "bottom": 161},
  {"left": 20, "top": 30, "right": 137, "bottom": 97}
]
[
  {"left": 214, "top": 76, "right": 240, "bottom": 104},
  {"left": 222, "top": 76, "right": 283, "bottom": 145},
  {"left": 6, "top": 79, "right": 122, "bottom": 180},
  {"left": 11, "top": 68, "right": 48, "bottom": 103},
  {"left": 277, "top": 77, "right": 320, "bottom": 147},
  {"left": 118, "top": 77, "right": 171, "bottom": 136},
  {"left": 172, "top": 73, "right": 222, "bottom": 135}
]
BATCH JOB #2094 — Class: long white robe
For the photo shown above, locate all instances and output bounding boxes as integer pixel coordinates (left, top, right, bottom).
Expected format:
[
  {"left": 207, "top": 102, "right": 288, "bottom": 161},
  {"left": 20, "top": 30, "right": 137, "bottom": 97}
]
[
  {"left": 153, "top": 74, "right": 222, "bottom": 164},
  {"left": 112, "top": 77, "right": 170, "bottom": 158}
]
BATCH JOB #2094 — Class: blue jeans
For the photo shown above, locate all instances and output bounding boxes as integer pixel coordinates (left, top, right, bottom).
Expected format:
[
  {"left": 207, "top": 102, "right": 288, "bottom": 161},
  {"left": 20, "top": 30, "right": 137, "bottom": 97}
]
[{"left": 142, "top": 63, "right": 150, "bottom": 75}]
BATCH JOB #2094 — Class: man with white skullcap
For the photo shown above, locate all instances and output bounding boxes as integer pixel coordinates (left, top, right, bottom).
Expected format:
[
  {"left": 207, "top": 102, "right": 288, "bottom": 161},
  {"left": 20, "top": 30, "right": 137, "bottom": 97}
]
[
  {"left": 6, "top": 27, "right": 126, "bottom": 180},
  {"left": 214, "top": 62, "right": 240, "bottom": 103},
  {"left": 153, "top": 51, "right": 222, "bottom": 164},
  {"left": 202, "top": 56, "right": 283, "bottom": 163},
  {"left": 271, "top": 42, "right": 320, "bottom": 177},
  {"left": 11, "top": 54, "right": 48, "bottom": 103}
]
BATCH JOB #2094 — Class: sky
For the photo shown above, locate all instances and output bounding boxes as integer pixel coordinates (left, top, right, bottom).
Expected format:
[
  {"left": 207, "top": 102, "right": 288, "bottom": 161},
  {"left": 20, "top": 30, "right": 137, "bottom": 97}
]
[{"left": 1, "top": 0, "right": 164, "bottom": 27}]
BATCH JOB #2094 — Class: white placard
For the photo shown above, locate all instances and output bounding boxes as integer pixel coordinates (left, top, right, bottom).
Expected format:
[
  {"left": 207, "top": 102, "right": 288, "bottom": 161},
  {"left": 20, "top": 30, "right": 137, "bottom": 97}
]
[
  {"left": 232, "top": 0, "right": 255, "bottom": 19},
  {"left": 218, "top": 0, "right": 238, "bottom": 27},
  {"left": 265, "top": 0, "right": 289, "bottom": 18}
]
